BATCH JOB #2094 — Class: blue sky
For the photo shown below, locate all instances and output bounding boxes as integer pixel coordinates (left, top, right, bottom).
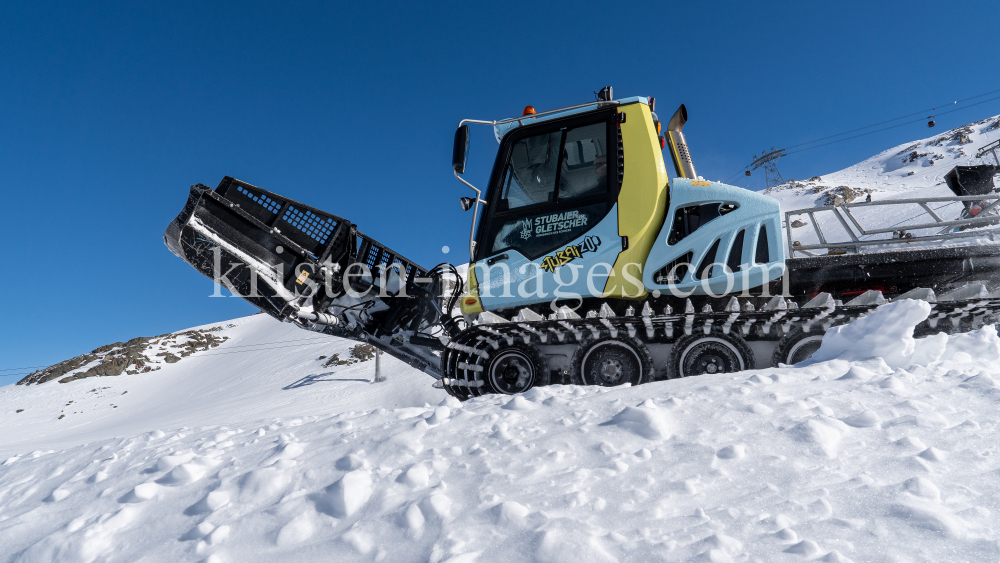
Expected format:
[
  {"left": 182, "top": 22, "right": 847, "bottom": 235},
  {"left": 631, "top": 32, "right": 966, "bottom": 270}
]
[{"left": 3, "top": 0, "right": 1000, "bottom": 382}]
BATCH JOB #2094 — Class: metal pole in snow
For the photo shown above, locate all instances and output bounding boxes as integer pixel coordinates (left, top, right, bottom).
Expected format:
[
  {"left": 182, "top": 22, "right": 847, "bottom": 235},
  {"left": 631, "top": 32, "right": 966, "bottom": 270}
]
[{"left": 373, "top": 348, "right": 383, "bottom": 383}]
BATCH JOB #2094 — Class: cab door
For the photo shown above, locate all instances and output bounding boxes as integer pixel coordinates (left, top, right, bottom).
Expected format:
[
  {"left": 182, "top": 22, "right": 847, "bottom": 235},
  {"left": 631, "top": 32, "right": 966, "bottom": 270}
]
[{"left": 473, "top": 113, "right": 623, "bottom": 311}]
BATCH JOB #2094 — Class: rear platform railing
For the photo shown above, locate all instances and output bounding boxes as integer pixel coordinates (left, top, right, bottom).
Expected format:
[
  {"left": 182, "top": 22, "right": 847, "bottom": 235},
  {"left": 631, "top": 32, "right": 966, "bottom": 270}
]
[{"left": 785, "top": 194, "right": 1000, "bottom": 257}]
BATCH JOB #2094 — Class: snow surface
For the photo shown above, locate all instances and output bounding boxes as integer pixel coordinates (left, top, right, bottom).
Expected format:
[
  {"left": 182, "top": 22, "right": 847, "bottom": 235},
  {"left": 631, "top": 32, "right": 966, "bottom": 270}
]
[
  {"left": 764, "top": 114, "right": 1000, "bottom": 252},
  {"left": 3, "top": 305, "right": 1000, "bottom": 562}
]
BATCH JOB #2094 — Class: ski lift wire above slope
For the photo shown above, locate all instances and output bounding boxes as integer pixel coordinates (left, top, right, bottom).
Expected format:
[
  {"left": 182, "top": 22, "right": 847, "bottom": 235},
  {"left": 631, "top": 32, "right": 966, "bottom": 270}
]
[{"left": 725, "top": 88, "right": 1000, "bottom": 184}]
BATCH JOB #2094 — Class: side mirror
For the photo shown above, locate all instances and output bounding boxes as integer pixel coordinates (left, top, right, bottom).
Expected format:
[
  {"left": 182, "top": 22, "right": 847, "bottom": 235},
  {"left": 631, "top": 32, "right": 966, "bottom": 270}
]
[
  {"left": 452, "top": 124, "right": 470, "bottom": 174},
  {"left": 459, "top": 196, "right": 474, "bottom": 211}
]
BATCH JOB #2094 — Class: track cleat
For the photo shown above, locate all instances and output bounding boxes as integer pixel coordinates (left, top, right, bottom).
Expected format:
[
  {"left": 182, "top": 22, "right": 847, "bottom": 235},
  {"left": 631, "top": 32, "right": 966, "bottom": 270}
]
[
  {"left": 763, "top": 296, "right": 787, "bottom": 311},
  {"left": 479, "top": 311, "right": 510, "bottom": 324},
  {"left": 514, "top": 308, "right": 544, "bottom": 322},
  {"left": 555, "top": 306, "right": 581, "bottom": 320},
  {"left": 939, "top": 283, "right": 989, "bottom": 302},
  {"left": 846, "top": 290, "right": 885, "bottom": 307},
  {"left": 725, "top": 297, "right": 741, "bottom": 312},
  {"left": 894, "top": 287, "right": 936, "bottom": 303},
  {"left": 802, "top": 292, "right": 835, "bottom": 309}
]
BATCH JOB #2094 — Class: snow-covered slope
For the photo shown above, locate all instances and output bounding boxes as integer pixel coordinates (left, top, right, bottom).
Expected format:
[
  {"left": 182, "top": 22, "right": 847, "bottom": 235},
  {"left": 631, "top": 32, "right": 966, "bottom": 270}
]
[
  {"left": 764, "top": 115, "right": 1000, "bottom": 251},
  {"left": 3, "top": 303, "right": 1000, "bottom": 562},
  {"left": 2, "top": 314, "right": 440, "bottom": 456}
]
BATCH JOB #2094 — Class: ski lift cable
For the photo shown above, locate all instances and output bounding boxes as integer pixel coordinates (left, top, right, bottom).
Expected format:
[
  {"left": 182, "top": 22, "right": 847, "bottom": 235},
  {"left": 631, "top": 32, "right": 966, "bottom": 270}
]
[
  {"left": 783, "top": 86, "right": 1000, "bottom": 151},
  {"left": 784, "top": 93, "right": 1000, "bottom": 157},
  {"left": 724, "top": 92, "right": 1000, "bottom": 183},
  {"left": 723, "top": 169, "right": 749, "bottom": 184}
]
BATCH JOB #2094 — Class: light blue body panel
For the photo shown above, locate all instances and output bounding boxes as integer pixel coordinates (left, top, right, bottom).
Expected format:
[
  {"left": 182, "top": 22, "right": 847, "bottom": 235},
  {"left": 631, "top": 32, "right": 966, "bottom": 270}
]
[
  {"left": 643, "top": 179, "right": 786, "bottom": 296},
  {"left": 476, "top": 204, "right": 623, "bottom": 310}
]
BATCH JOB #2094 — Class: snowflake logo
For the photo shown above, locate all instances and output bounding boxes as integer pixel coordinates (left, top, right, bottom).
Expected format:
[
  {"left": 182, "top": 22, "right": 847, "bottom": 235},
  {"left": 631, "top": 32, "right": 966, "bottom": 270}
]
[{"left": 519, "top": 219, "right": 533, "bottom": 240}]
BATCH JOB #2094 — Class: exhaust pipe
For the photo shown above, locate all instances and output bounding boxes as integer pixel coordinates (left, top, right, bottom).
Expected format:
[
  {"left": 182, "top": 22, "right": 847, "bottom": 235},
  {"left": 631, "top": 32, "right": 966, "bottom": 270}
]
[{"left": 665, "top": 104, "right": 697, "bottom": 180}]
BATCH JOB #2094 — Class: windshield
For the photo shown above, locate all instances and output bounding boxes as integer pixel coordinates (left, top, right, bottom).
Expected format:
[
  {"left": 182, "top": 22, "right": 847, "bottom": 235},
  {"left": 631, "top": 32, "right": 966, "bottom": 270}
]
[
  {"left": 501, "top": 131, "right": 561, "bottom": 209},
  {"left": 481, "top": 118, "right": 612, "bottom": 259},
  {"left": 496, "top": 122, "right": 608, "bottom": 213}
]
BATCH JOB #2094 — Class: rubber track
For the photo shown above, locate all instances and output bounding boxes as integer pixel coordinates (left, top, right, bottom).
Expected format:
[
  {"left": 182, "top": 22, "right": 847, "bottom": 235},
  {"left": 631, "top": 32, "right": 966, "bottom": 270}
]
[{"left": 440, "top": 297, "right": 1000, "bottom": 397}]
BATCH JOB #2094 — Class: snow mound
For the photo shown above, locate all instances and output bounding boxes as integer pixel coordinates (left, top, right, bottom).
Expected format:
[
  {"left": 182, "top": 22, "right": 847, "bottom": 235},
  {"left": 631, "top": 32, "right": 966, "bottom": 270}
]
[
  {"left": 316, "top": 470, "right": 373, "bottom": 518},
  {"left": 807, "top": 299, "right": 1000, "bottom": 370},
  {"left": 601, "top": 399, "right": 672, "bottom": 440},
  {"left": 808, "top": 299, "right": 929, "bottom": 367}
]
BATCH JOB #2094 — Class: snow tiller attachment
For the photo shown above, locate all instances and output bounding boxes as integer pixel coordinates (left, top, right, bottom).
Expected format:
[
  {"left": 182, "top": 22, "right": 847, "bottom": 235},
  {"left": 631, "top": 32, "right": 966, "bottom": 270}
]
[{"left": 164, "top": 176, "right": 452, "bottom": 377}]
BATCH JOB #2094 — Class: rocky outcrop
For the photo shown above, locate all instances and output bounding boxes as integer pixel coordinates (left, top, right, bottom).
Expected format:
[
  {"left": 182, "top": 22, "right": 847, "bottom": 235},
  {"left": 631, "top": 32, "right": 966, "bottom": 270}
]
[
  {"left": 819, "top": 186, "right": 872, "bottom": 206},
  {"left": 929, "top": 125, "right": 974, "bottom": 146},
  {"left": 17, "top": 328, "right": 229, "bottom": 386},
  {"left": 322, "top": 344, "right": 376, "bottom": 367}
]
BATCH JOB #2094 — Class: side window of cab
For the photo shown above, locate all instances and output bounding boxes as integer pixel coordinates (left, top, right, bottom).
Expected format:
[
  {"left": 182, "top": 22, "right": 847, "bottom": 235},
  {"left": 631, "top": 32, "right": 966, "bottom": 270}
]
[{"left": 481, "top": 115, "right": 617, "bottom": 260}]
